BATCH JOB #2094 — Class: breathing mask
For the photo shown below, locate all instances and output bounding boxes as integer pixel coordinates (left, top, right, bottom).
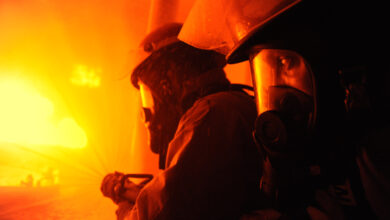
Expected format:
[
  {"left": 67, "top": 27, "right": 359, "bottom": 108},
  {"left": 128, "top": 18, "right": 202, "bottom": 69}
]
[{"left": 250, "top": 48, "right": 316, "bottom": 155}]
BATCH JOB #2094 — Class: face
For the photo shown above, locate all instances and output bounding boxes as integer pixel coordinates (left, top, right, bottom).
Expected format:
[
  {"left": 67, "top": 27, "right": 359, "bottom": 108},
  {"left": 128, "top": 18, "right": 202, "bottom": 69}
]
[
  {"left": 250, "top": 49, "right": 316, "bottom": 152},
  {"left": 250, "top": 49, "right": 316, "bottom": 116},
  {"left": 138, "top": 81, "right": 180, "bottom": 156}
]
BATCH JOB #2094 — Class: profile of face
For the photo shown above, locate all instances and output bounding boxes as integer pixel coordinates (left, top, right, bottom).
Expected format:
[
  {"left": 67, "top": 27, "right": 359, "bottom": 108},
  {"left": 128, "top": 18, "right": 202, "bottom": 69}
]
[{"left": 138, "top": 81, "right": 180, "bottom": 156}]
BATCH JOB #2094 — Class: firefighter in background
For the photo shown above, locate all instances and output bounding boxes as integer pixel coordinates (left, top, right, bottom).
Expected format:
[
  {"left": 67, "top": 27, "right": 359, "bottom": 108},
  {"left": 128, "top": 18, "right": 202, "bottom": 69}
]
[
  {"left": 179, "top": 0, "right": 390, "bottom": 219},
  {"left": 101, "top": 23, "right": 262, "bottom": 220}
]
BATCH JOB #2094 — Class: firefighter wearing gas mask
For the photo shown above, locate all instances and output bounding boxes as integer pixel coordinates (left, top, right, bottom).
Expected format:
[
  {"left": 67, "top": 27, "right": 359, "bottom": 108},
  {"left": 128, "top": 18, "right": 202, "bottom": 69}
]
[
  {"left": 180, "top": 0, "right": 390, "bottom": 219},
  {"left": 102, "top": 23, "right": 263, "bottom": 220}
]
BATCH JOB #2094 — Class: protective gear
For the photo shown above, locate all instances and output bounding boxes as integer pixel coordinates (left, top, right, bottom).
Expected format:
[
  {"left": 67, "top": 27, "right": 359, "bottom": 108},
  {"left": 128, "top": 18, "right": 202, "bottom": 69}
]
[
  {"left": 250, "top": 49, "right": 316, "bottom": 152},
  {"left": 132, "top": 23, "right": 182, "bottom": 80},
  {"left": 179, "top": 0, "right": 301, "bottom": 61},
  {"left": 130, "top": 23, "right": 183, "bottom": 168},
  {"left": 250, "top": 49, "right": 315, "bottom": 114},
  {"left": 249, "top": 33, "right": 320, "bottom": 216},
  {"left": 249, "top": 49, "right": 317, "bottom": 207},
  {"left": 131, "top": 23, "right": 227, "bottom": 169},
  {"left": 101, "top": 171, "right": 128, "bottom": 204},
  {"left": 101, "top": 172, "right": 153, "bottom": 205},
  {"left": 182, "top": 0, "right": 390, "bottom": 219},
  {"left": 125, "top": 90, "right": 262, "bottom": 220},
  {"left": 139, "top": 82, "right": 157, "bottom": 149},
  {"left": 139, "top": 83, "right": 154, "bottom": 117},
  {"left": 119, "top": 23, "right": 182, "bottom": 80}
]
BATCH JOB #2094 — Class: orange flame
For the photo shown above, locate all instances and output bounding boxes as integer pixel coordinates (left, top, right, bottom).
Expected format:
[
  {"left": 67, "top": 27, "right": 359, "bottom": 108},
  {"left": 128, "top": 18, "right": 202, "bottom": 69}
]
[{"left": 0, "top": 78, "right": 87, "bottom": 148}]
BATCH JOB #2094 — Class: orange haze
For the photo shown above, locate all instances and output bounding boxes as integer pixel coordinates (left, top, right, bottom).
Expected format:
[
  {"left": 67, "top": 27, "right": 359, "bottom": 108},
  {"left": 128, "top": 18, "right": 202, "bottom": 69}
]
[
  {"left": 0, "top": 0, "right": 251, "bottom": 219},
  {"left": 0, "top": 0, "right": 157, "bottom": 218}
]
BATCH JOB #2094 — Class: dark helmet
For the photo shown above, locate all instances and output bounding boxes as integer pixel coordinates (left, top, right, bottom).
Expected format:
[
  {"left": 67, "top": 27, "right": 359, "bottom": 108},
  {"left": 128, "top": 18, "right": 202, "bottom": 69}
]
[
  {"left": 131, "top": 23, "right": 183, "bottom": 86},
  {"left": 131, "top": 23, "right": 227, "bottom": 169},
  {"left": 131, "top": 23, "right": 227, "bottom": 110}
]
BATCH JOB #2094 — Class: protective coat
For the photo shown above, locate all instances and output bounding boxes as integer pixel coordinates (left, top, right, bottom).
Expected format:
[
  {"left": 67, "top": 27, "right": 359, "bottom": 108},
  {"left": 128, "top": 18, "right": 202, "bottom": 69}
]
[{"left": 124, "top": 90, "right": 261, "bottom": 220}]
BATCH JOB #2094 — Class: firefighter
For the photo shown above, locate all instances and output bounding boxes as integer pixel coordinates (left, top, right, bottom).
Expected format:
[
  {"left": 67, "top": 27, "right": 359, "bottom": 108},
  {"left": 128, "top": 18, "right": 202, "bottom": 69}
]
[
  {"left": 101, "top": 23, "right": 262, "bottom": 220},
  {"left": 179, "top": 0, "right": 390, "bottom": 219}
]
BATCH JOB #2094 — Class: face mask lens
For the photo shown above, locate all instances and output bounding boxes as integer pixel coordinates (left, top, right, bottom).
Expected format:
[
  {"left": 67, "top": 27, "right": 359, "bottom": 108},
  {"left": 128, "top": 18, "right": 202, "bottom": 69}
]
[
  {"left": 139, "top": 83, "right": 154, "bottom": 114},
  {"left": 141, "top": 108, "right": 153, "bottom": 123},
  {"left": 279, "top": 56, "right": 297, "bottom": 76},
  {"left": 250, "top": 49, "right": 315, "bottom": 115}
]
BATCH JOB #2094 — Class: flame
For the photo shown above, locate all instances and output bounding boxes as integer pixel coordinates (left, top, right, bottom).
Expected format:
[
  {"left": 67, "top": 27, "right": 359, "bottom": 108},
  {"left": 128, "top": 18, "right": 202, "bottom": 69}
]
[
  {"left": 0, "top": 79, "right": 87, "bottom": 148},
  {"left": 0, "top": 0, "right": 175, "bottom": 218},
  {"left": 70, "top": 65, "right": 101, "bottom": 88}
]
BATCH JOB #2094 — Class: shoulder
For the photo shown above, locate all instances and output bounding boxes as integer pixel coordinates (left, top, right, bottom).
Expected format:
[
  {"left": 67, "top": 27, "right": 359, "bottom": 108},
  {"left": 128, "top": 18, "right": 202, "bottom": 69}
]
[
  {"left": 175, "top": 90, "right": 257, "bottom": 136},
  {"left": 184, "top": 91, "right": 256, "bottom": 121},
  {"left": 198, "top": 90, "right": 255, "bottom": 110},
  {"left": 167, "top": 91, "right": 257, "bottom": 167}
]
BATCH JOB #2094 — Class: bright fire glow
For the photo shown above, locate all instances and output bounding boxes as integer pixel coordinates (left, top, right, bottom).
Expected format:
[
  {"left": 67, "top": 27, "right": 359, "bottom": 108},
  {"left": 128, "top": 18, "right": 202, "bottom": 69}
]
[
  {"left": 0, "top": 0, "right": 165, "bottom": 218},
  {"left": 70, "top": 65, "right": 101, "bottom": 88},
  {"left": 0, "top": 79, "right": 87, "bottom": 148}
]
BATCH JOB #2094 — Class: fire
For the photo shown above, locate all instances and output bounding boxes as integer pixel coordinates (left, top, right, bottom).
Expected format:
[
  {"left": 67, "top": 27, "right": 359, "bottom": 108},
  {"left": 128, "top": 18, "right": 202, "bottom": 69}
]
[
  {"left": 0, "top": 79, "right": 87, "bottom": 148},
  {"left": 70, "top": 65, "right": 101, "bottom": 88}
]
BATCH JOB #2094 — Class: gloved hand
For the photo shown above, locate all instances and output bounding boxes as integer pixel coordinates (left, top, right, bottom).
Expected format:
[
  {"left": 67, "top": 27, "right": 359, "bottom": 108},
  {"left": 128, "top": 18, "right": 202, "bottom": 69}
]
[
  {"left": 101, "top": 172, "right": 150, "bottom": 205},
  {"left": 120, "top": 179, "right": 142, "bottom": 204}
]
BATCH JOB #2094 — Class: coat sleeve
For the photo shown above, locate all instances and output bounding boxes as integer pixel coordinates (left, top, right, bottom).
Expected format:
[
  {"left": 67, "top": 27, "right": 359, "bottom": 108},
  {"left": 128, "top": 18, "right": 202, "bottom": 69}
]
[{"left": 126, "top": 93, "right": 261, "bottom": 220}]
